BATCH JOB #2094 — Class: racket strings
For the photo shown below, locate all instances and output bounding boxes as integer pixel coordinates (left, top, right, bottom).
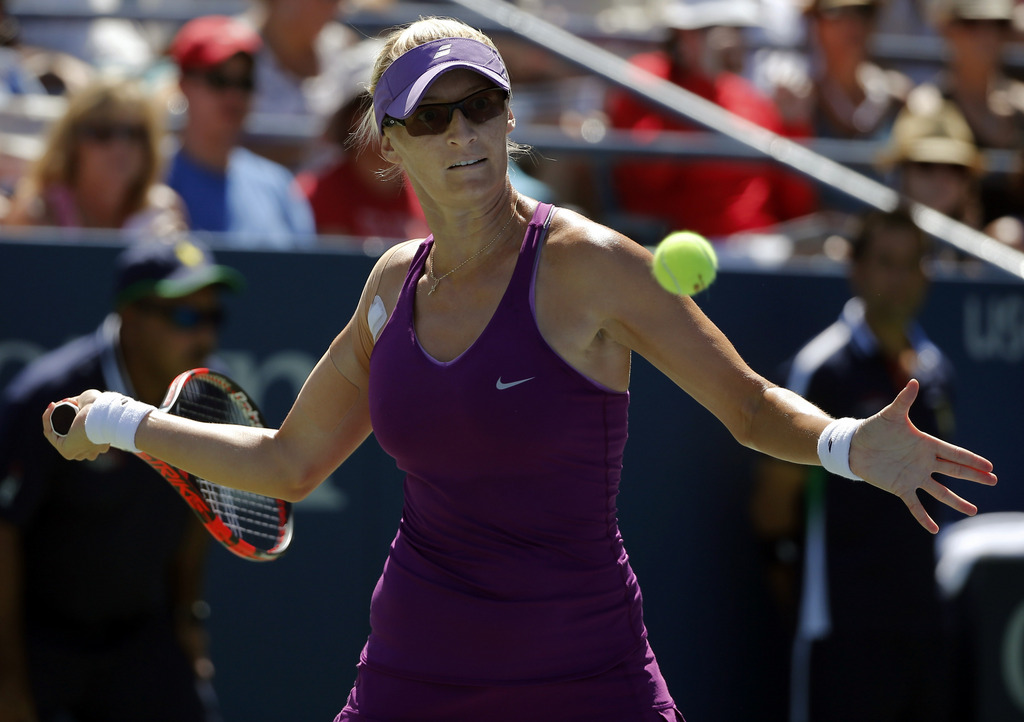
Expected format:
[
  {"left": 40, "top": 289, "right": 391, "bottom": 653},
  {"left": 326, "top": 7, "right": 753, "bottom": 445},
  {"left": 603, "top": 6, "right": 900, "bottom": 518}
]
[
  {"left": 195, "top": 479, "right": 287, "bottom": 543},
  {"left": 176, "top": 380, "right": 289, "bottom": 550}
]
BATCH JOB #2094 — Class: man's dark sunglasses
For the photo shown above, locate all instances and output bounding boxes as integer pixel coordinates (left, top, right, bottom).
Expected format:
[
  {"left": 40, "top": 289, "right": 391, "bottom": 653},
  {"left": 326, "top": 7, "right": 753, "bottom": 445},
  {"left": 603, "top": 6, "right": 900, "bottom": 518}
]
[
  {"left": 137, "top": 301, "right": 225, "bottom": 330},
  {"left": 190, "top": 70, "right": 255, "bottom": 93},
  {"left": 952, "top": 16, "right": 1011, "bottom": 28},
  {"left": 907, "top": 161, "right": 971, "bottom": 175},
  {"left": 382, "top": 87, "right": 509, "bottom": 137},
  {"left": 820, "top": 4, "right": 876, "bottom": 20},
  {"left": 77, "top": 124, "right": 147, "bottom": 144}
]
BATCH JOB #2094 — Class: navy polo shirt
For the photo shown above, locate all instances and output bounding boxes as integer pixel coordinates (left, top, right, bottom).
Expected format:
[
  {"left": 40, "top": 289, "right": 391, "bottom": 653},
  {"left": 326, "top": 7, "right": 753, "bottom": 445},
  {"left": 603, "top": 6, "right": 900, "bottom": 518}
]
[
  {"left": 784, "top": 298, "right": 956, "bottom": 639},
  {"left": 0, "top": 316, "right": 194, "bottom": 639}
]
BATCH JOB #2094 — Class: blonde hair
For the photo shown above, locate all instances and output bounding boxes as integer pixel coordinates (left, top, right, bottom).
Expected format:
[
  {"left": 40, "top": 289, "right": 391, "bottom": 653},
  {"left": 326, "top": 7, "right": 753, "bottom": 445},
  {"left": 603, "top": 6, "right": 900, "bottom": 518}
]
[
  {"left": 352, "top": 17, "right": 529, "bottom": 174},
  {"left": 23, "top": 76, "right": 165, "bottom": 222}
]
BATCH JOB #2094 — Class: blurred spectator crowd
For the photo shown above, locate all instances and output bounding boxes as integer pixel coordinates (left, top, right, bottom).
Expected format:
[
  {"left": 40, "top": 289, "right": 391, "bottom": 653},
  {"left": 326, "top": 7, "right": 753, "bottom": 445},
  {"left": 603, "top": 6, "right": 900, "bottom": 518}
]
[{"left": 1, "top": 0, "right": 1024, "bottom": 265}]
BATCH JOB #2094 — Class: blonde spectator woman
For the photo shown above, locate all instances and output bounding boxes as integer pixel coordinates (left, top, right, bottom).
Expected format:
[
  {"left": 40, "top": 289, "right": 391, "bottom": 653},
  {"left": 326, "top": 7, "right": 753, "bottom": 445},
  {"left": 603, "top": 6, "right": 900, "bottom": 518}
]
[{"left": 3, "top": 76, "right": 186, "bottom": 236}]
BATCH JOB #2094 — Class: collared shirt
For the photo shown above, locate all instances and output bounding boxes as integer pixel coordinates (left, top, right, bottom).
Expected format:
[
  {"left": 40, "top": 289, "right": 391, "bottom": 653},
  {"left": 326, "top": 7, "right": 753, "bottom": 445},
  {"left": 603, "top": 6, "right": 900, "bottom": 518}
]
[
  {"left": 0, "top": 316, "right": 193, "bottom": 638},
  {"left": 784, "top": 298, "right": 955, "bottom": 640}
]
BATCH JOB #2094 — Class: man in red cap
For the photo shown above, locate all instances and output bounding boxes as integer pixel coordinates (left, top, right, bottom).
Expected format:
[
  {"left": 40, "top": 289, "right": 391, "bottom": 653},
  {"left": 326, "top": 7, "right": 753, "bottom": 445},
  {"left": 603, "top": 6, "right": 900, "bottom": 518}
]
[{"left": 166, "top": 15, "right": 316, "bottom": 249}]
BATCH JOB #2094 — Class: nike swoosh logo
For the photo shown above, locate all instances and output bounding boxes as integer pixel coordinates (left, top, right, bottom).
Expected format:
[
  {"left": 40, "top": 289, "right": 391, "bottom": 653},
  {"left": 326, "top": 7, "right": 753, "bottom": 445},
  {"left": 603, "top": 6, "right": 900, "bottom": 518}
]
[{"left": 496, "top": 376, "right": 535, "bottom": 390}]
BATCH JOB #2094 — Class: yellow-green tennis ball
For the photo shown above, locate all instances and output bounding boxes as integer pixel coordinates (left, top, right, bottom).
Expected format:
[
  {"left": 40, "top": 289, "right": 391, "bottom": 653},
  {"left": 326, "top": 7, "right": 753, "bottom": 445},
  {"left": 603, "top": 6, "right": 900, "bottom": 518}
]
[{"left": 652, "top": 231, "right": 718, "bottom": 296}]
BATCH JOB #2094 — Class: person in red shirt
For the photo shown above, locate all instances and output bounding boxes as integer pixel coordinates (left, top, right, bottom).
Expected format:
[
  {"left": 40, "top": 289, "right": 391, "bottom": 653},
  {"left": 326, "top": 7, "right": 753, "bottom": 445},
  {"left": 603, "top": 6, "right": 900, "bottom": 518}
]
[
  {"left": 607, "top": 1, "right": 817, "bottom": 240},
  {"left": 297, "top": 91, "right": 428, "bottom": 242}
]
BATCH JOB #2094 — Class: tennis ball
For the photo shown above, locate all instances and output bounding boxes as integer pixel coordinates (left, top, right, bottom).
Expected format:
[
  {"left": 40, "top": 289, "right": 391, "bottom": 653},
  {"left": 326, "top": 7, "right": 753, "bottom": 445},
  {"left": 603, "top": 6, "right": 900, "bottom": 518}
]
[{"left": 652, "top": 231, "right": 718, "bottom": 296}]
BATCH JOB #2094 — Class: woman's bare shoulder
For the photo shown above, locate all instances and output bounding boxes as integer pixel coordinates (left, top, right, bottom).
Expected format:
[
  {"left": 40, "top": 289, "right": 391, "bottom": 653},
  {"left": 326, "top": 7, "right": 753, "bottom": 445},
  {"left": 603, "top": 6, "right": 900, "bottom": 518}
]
[
  {"left": 374, "top": 238, "right": 423, "bottom": 281},
  {"left": 362, "top": 237, "right": 425, "bottom": 307},
  {"left": 544, "top": 206, "right": 652, "bottom": 274}
]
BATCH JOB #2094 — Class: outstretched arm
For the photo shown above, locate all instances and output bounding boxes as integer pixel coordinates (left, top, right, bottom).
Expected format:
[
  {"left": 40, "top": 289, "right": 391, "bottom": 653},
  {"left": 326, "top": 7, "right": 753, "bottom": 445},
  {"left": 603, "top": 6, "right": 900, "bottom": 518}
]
[
  {"left": 850, "top": 379, "right": 996, "bottom": 533},
  {"left": 549, "top": 217, "right": 997, "bottom": 533}
]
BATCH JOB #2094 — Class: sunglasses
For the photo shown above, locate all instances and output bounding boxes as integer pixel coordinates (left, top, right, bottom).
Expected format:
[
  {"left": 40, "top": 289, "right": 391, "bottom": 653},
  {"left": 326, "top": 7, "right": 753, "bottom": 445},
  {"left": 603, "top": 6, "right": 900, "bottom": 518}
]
[
  {"left": 820, "top": 4, "right": 877, "bottom": 20},
  {"left": 77, "top": 124, "right": 147, "bottom": 144},
  {"left": 137, "top": 301, "right": 225, "bottom": 330},
  {"left": 952, "top": 17, "right": 1011, "bottom": 29},
  {"left": 189, "top": 70, "right": 255, "bottom": 93},
  {"left": 382, "top": 87, "right": 509, "bottom": 137},
  {"left": 907, "top": 161, "right": 971, "bottom": 174}
]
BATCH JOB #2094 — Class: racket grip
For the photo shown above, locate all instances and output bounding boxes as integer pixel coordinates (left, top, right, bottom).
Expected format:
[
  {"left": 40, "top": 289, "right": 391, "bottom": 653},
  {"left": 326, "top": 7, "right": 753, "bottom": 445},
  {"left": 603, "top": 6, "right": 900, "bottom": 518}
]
[{"left": 50, "top": 401, "right": 79, "bottom": 437}]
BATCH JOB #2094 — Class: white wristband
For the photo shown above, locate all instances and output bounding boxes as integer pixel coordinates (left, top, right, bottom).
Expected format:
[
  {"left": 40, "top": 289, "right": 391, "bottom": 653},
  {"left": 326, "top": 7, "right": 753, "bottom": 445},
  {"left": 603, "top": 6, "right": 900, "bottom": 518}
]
[
  {"left": 817, "top": 417, "right": 864, "bottom": 481},
  {"left": 84, "top": 392, "right": 156, "bottom": 453}
]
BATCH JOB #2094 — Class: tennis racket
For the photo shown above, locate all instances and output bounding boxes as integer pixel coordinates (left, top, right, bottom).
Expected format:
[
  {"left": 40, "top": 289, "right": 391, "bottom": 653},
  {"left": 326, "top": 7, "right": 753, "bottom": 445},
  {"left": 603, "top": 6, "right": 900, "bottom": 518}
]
[{"left": 50, "top": 368, "right": 293, "bottom": 562}]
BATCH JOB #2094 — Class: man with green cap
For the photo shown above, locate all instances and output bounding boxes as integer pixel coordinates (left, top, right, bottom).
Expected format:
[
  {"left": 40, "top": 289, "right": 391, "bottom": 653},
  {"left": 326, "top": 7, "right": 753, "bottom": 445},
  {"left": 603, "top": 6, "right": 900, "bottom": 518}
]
[{"left": 0, "top": 236, "right": 242, "bottom": 721}]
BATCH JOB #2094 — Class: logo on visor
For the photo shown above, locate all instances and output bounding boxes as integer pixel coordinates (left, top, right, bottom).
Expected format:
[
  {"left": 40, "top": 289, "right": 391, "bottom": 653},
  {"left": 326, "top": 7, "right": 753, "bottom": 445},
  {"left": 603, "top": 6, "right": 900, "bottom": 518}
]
[{"left": 433, "top": 44, "right": 452, "bottom": 60}]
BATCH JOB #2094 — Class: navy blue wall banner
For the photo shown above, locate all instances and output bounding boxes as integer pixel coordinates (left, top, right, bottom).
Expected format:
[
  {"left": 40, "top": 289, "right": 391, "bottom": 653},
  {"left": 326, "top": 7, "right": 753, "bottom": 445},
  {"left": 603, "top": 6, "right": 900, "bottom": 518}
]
[{"left": 3, "top": 240, "right": 1022, "bottom": 721}]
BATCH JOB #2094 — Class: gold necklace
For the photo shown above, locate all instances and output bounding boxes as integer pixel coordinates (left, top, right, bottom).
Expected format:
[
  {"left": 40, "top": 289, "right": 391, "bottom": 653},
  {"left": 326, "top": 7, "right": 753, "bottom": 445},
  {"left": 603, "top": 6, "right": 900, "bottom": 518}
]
[{"left": 427, "top": 207, "right": 517, "bottom": 295}]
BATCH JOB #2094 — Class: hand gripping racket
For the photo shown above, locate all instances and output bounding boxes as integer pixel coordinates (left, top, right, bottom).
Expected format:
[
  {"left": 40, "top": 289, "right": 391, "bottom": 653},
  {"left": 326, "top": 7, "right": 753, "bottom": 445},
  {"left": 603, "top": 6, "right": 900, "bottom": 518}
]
[{"left": 50, "top": 368, "right": 293, "bottom": 561}]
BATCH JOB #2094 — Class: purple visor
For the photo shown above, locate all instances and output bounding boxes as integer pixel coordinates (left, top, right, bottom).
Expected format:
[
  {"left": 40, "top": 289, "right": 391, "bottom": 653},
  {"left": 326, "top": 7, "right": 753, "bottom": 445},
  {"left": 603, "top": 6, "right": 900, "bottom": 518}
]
[{"left": 373, "top": 37, "right": 510, "bottom": 133}]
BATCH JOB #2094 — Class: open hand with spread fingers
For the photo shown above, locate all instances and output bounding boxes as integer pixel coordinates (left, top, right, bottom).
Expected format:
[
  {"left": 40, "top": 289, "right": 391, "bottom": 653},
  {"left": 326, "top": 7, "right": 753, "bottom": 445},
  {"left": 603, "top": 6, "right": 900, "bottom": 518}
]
[{"left": 850, "top": 379, "right": 998, "bottom": 533}]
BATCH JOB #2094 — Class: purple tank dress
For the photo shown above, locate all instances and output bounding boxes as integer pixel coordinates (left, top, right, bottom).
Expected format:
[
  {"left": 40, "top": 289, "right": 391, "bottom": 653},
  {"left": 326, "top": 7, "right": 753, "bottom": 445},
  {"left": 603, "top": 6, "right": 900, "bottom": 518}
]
[{"left": 336, "top": 203, "right": 683, "bottom": 721}]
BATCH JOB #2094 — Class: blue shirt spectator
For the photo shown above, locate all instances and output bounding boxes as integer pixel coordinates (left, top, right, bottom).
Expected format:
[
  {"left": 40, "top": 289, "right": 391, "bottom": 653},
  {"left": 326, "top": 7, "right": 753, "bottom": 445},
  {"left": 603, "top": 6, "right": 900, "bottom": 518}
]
[
  {"left": 168, "top": 144, "right": 315, "bottom": 248},
  {"left": 165, "top": 15, "right": 317, "bottom": 249}
]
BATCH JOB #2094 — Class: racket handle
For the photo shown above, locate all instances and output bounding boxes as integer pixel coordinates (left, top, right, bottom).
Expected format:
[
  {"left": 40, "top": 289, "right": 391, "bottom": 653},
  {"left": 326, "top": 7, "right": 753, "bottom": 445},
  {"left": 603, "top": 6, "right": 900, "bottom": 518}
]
[{"left": 50, "top": 401, "right": 79, "bottom": 437}]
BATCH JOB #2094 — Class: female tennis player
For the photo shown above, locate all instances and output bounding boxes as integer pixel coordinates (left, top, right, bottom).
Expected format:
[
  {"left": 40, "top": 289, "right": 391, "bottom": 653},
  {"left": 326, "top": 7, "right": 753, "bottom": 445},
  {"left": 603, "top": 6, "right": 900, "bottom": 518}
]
[{"left": 45, "top": 17, "right": 997, "bottom": 721}]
